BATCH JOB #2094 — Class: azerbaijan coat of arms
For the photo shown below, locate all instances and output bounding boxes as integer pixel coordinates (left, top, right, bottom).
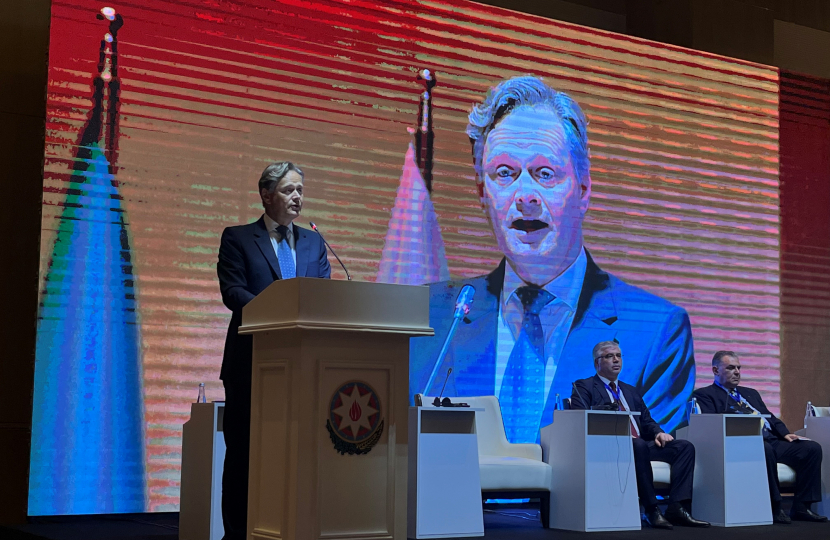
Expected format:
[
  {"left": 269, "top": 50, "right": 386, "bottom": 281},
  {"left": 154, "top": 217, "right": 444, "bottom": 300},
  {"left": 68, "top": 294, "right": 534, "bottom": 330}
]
[{"left": 326, "top": 381, "right": 384, "bottom": 455}]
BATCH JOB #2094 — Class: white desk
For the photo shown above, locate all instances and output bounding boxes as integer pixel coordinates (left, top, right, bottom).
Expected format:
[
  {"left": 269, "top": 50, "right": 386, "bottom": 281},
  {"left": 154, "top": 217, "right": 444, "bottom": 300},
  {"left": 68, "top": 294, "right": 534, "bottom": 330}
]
[
  {"left": 540, "top": 409, "right": 641, "bottom": 532},
  {"left": 805, "top": 416, "right": 830, "bottom": 516},
  {"left": 180, "top": 401, "right": 225, "bottom": 540},
  {"left": 678, "top": 413, "right": 772, "bottom": 527},
  {"left": 408, "top": 406, "right": 484, "bottom": 538}
]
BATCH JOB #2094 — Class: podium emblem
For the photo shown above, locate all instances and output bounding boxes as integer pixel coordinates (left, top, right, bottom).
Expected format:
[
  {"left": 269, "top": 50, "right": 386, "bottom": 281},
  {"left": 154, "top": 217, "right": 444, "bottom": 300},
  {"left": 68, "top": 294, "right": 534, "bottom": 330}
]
[{"left": 326, "top": 381, "right": 384, "bottom": 455}]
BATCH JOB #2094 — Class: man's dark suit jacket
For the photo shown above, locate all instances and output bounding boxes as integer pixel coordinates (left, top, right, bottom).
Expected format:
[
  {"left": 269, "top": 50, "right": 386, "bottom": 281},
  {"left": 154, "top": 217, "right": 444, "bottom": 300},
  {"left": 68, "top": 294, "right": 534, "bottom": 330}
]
[
  {"left": 217, "top": 216, "right": 331, "bottom": 385},
  {"left": 410, "top": 251, "right": 695, "bottom": 432},
  {"left": 571, "top": 374, "right": 665, "bottom": 441},
  {"left": 693, "top": 384, "right": 791, "bottom": 440}
]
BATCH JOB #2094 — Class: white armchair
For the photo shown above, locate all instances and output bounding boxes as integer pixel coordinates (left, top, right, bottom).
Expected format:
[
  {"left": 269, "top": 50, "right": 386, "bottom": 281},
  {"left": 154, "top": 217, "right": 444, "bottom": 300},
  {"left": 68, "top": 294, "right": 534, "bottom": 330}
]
[
  {"left": 778, "top": 464, "right": 796, "bottom": 490},
  {"left": 416, "top": 395, "right": 552, "bottom": 527},
  {"left": 811, "top": 406, "right": 830, "bottom": 417},
  {"left": 651, "top": 462, "right": 672, "bottom": 491}
]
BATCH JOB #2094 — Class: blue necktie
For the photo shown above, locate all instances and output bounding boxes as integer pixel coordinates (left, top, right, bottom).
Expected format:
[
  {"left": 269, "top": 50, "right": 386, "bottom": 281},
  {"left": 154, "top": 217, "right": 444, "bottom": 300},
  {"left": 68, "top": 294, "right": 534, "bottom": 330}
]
[
  {"left": 276, "top": 225, "right": 296, "bottom": 279},
  {"left": 501, "top": 286, "right": 554, "bottom": 443}
]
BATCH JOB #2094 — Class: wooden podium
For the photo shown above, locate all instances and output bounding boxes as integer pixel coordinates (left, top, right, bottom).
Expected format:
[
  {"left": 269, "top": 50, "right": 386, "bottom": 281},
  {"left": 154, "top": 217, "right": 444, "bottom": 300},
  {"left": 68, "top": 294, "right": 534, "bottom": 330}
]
[{"left": 238, "top": 278, "right": 432, "bottom": 540}]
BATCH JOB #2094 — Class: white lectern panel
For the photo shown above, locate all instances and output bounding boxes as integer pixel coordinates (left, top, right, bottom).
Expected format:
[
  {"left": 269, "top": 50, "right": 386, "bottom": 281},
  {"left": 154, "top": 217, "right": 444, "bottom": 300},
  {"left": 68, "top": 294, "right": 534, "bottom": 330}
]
[
  {"left": 408, "top": 407, "right": 484, "bottom": 539},
  {"left": 180, "top": 402, "right": 226, "bottom": 540},
  {"left": 541, "top": 409, "right": 641, "bottom": 532},
  {"left": 679, "top": 414, "right": 771, "bottom": 527},
  {"left": 805, "top": 417, "right": 830, "bottom": 516}
]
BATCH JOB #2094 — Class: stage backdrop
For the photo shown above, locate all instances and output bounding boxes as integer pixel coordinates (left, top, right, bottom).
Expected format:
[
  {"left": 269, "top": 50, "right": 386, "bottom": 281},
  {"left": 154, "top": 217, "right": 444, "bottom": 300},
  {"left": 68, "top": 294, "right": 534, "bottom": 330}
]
[{"left": 34, "top": 0, "right": 779, "bottom": 514}]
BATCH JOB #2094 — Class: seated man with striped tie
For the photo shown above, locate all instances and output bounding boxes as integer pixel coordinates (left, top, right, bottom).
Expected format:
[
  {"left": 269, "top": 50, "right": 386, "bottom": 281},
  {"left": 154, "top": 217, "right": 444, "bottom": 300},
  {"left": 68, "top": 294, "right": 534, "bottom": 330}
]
[
  {"left": 694, "top": 351, "right": 827, "bottom": 525},
  {"left": 571, "top": 341, "right": 709, "bottom": 529}
]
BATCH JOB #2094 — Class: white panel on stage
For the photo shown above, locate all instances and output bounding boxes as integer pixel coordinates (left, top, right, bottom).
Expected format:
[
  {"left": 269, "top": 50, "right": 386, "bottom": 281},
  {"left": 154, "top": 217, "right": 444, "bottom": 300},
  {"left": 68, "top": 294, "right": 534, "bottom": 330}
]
[
  {"left": 408, "top": 407, "right": 484, "bottom": 539},
  {"left": 540, "top": 409, "right": 641, "bottom": 532},
  {"left": 180, "top": 401, "right": 226, "bottom": 540},
  {"left": 805, "top": 416, "right": 830, "bottom": 516},
  {"left": 678, "top": 414, "right": 772, "bottom": 527}
]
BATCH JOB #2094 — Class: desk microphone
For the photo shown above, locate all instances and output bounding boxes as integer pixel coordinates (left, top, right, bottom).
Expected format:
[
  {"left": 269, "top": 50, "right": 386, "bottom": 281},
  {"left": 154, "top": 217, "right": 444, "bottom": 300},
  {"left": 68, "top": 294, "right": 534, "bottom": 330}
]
[
  {"left": 432, "top": 368, "right": 469, "bottom": 407},
  {"left": 572, "top": 381, "right": 588, "bottom": 410},
  {"left": 433, "top": 368, "right": 452, "bottom": 406},
  {"left": 596, "top": 403, "right": 620, "bottom": 411},
  {"left": 309, "top": 222, "right": 351, "bottom": 280}
]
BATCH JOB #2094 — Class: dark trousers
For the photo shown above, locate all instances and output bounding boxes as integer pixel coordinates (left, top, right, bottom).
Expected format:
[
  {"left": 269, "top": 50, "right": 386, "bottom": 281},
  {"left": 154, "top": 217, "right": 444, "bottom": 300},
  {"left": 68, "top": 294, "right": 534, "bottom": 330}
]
[
  {"left": 764, "top": 438, "right": 823, "bottom": 504},
  {"left": 632, "top": 438, "right": 695, "bottom": 508},
  {"left": 222, "top": 380, "right": 252, "bottom": 540}
]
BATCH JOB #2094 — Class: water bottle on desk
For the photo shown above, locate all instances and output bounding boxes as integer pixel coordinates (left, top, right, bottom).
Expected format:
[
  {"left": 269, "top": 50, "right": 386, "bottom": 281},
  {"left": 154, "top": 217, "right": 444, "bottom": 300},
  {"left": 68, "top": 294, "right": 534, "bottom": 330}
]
[
  {"left": 805, "top": 401, "right": 814, "bottom": 429},
  {"left": 554, "top": 393, "right": 562, "bottom": 411},
  {"left": 197, "top": 382, "right": 206, "bottom": 404},
  {"left": 690, "top": 397, "right": 699, "bottom": 417}
]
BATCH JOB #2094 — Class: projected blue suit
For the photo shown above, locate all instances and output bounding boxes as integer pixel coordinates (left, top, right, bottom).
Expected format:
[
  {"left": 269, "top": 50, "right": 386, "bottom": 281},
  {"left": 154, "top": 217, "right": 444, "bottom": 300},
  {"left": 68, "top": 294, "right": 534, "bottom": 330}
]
[{"left": 410, "top": 252, "right": 695, "bottom": 435}]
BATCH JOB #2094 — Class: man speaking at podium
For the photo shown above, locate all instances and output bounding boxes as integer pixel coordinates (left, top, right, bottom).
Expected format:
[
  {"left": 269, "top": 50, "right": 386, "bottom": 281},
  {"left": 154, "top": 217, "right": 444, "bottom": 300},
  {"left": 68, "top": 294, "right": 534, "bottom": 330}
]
[
  {"left": 217, "top": 162, "right": 331, "bottom": 540},
  {"left": 571, "top": 341, "right": 709, "bottom": 529}
]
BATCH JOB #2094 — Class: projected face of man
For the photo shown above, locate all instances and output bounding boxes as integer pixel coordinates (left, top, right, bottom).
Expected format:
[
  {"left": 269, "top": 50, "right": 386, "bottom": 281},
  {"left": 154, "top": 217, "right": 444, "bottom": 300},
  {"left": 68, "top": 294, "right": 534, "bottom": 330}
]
[
  {"left": 713, "top": 355, "right": 741, "bottom": 390},
  {"left": 481, "top": 106, "right": 590, "bottom": 287},
  {"left": 261, "top": 170, "right": 304, "bottom": 227}
]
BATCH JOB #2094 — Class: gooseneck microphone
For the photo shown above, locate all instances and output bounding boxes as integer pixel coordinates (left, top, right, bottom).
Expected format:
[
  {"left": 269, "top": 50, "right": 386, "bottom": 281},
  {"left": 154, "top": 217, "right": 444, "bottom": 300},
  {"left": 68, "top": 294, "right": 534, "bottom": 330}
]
[
  {"left": 572, "top": 381, "right": 589, "bottom": 410},
  {"left": 309, "top": 222, "right": 351, "bottom": 281},
  {"left": 433, "top": 368, "right": 453, "bottom": 406},
  {"left": 423, "top": 284, "right": 475, "bottom": 395}
]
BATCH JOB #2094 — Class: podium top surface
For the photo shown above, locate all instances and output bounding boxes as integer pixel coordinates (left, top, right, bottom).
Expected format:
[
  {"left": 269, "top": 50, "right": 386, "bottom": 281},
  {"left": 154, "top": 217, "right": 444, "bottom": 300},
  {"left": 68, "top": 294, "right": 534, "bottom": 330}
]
[{"left": 239, "top": 278, "right": 434, "bottom": 336}]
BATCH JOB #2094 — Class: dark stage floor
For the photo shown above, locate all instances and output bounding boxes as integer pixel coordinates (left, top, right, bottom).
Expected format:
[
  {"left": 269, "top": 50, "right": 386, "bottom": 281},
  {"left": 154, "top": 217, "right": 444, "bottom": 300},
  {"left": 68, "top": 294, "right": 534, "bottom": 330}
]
[{"left": 3, "top": 508, "right": 830, "bottom": 540}]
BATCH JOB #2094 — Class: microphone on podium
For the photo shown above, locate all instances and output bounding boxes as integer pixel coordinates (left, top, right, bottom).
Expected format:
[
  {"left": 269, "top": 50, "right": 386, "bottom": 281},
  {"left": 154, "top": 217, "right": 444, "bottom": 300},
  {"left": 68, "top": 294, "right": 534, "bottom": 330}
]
[{"left": 309, "top": 222, "right": 351, "bottom": 281}]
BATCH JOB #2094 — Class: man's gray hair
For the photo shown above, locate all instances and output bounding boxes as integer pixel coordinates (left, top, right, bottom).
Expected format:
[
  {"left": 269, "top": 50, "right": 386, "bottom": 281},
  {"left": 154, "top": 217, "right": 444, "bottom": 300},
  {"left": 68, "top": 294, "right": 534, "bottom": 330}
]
[
  {"left": 466, "top": 75, "right": 590, "bottom": 185},
  {"left": 592, "top": 340, "right": 620, "bottom": 363},
  {"left": 258, "top": 161, "right": 303, "bottom": 193},
  {"left": 712, "top": 350, "right": 738, "bottom": 367}
]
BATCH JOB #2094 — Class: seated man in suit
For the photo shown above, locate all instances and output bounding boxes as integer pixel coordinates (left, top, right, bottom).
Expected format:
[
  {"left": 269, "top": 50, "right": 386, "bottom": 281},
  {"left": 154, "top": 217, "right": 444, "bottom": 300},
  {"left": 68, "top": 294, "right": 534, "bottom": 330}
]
[
  {"left": 217, "top": 161, "right": 331, "bottom": 540},
  {"left": 571, "top": 341, "right": 709, "bottom": 529},
  {"left": 694, "top": 351, "right": 827, "bottom": 524},
  {"left": 410, "top": 75, "right": 695, "bottom": 444}
]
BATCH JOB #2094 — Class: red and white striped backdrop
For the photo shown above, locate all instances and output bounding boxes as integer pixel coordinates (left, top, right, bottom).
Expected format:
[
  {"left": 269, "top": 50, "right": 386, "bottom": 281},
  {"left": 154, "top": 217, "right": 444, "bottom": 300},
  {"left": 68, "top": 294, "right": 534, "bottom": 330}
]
[{"left": 42, "top": 0, "right": 779, "bottom": 510}]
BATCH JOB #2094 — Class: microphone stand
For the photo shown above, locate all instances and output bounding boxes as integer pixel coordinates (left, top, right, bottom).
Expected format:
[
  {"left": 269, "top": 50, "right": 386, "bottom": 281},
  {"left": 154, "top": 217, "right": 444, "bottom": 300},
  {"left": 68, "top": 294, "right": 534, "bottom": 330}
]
[
  {"left": 309, "top": 222, "right": 351, "bottom": 280},
  {"left": 572, "top": 381, "right": 589, "bottom": 410}
]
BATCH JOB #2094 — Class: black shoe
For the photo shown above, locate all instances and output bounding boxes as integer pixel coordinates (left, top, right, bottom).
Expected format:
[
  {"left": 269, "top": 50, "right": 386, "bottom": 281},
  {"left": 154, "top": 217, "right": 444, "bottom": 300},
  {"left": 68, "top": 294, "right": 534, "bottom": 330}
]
[
  {"left": 644, "top": 508, "right": 673, "bottom": 530},
  {"left": 773, "top": 508, "right": 792, "bottom": 524},
  {"left": 791, "top": 508, "right": 828, "bottom": 522},
  {"left": 664, "top": 505, "right": 710, "bottom": 527}
]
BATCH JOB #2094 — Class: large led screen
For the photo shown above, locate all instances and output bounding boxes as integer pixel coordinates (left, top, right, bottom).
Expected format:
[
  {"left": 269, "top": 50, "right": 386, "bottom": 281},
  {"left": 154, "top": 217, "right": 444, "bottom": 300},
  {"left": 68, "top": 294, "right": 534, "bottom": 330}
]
[{"left": 35, "top": 0, "right": 780, "bottom": 514}]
